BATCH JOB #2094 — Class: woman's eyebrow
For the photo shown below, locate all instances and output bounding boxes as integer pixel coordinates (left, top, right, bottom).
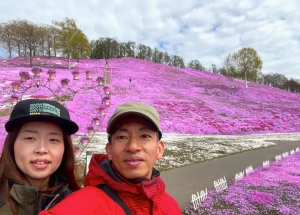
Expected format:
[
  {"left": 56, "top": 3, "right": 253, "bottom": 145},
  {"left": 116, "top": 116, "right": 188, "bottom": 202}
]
[
  {"left": 48, "top": 132, "right": 62, "bottom": 136},
  {"left": 21, "top": 130, "right": 62, "bottom": 136},
  {"left": 21, "top": 129, "right": 38, "bottom": 133}
]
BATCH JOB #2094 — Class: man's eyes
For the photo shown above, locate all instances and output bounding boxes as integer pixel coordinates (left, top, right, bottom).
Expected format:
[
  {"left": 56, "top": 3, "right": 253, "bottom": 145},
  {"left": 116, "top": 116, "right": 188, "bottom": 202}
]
[
  {"left": 141, "top": 134, "right": 152, "bottom": 138},
  {"left": 115, "top": 134, "right": 152, "bottom": 139}
]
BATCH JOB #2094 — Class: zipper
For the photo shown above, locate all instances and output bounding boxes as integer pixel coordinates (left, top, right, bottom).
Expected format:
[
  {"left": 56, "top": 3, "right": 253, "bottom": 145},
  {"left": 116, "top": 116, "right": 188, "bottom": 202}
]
[
  {"left": 27, "top": 185, "right": 39, "bottom": 215},
  {"left": 44, "top": 193, "right": 60, "bottom": 210},
  {"left": 150, "top": 199, "right": 154, "bottom": 215}
]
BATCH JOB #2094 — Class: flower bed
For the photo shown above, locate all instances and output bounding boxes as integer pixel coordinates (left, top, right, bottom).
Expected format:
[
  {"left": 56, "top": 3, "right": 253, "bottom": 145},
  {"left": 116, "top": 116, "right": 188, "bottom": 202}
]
[
  {"left": 1, "top": 57, "right": 300, "bottom": 151},
  {"left": 184, "top": 151, "right": 300, "bottom": 215}
]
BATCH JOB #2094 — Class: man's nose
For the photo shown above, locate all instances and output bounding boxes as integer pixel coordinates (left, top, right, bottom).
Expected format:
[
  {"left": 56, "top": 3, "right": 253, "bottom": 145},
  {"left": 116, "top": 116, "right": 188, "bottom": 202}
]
[{"left": 127, "top": 136, "right": 142, "bottom": 152}]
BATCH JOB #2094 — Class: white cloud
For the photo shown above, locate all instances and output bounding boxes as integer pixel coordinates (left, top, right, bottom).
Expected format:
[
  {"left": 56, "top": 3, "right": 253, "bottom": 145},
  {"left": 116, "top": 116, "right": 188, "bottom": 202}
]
[{"left": 0, "top": 0, "right": 299, "bottom": 79}]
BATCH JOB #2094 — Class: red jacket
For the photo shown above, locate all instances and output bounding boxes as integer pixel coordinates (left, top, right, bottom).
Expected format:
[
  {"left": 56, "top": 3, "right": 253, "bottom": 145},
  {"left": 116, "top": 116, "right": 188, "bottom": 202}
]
[{"left": 39, "top": 154, "right": 182, "bottom": 215}]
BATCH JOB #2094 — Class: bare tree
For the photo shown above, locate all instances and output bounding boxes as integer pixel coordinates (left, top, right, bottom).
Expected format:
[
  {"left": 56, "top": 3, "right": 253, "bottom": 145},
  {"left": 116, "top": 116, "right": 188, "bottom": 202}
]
[
  {"left": 22, "top": 21, "right": 47, "bottom": 66},
  {"left": 0, "top": 22, "right": 14, "bottom": 58},
  {"left": 10, "top": 20, "right": 30, "bottom": 59},
  {"left": 43, "top": 25, "right": 59, "bottom": 58}
]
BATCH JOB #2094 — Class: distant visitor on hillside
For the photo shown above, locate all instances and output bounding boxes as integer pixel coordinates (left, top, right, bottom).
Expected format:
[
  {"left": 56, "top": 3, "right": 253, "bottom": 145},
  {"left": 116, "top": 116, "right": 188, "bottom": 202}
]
[
  {"left": 39, "top": 102, "right": 182, "bottom": 215},
  {"left": 0, "top": 99, "right": 80, "bottom": 214},
  {"left": 129, "top": 77, "right": 132, "bottom": 83}
]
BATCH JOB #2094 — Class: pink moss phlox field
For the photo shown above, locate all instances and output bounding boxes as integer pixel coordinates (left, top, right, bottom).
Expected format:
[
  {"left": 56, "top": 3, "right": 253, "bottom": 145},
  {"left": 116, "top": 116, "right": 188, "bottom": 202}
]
[
  {"left": 1, "top": 56, "right": 300, "bottom": 151},
  {"left": 184, "top": 152, "right": 300, "bottom": 215}
]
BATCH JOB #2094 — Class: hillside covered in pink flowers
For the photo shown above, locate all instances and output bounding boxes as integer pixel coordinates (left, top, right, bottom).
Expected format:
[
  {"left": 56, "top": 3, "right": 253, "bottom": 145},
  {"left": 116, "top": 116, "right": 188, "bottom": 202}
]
[{"left": 0, "top": 56, "right": 300, "bottom": 145}]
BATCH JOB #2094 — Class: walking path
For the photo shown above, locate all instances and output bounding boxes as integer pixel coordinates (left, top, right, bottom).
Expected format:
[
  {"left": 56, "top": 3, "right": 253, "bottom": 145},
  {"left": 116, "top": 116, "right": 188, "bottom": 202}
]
[{"left": 160, "top": 140, "right": 300, "bottom": 209}]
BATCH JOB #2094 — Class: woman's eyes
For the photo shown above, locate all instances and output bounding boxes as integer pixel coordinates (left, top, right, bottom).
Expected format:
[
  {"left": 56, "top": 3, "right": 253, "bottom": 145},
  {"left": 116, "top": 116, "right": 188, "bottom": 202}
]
[
  {"left": 23, "top": 137, "right": 60, "bottom": 142},
  {"left": 49, "top": 138, "right": 60, "bottom": 143}
]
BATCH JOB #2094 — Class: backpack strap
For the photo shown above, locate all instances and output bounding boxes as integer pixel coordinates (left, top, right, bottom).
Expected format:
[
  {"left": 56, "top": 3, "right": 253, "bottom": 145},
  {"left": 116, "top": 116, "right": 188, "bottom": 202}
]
[
  {"left": 0, "top": 199, "right": 6, "bottom": 208},
  {"left": 97, "top": 184, "right": 132, "bottom": 215}
]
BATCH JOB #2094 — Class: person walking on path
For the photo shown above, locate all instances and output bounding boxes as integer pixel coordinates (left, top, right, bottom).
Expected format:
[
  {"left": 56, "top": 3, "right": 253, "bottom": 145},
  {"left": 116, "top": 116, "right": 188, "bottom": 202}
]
[
  {"left": 39, "top": 102, "right": 182, "bottom": 215},
  {"left": 0, "top": 99, "right": 80, "bottom": 215}
]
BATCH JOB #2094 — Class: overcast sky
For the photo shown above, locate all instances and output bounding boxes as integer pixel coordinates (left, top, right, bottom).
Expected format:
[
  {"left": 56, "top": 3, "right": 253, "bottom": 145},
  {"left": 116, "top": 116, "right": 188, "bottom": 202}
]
[{"left": 0, "top": 0, "right": 299, "bottom": 79}]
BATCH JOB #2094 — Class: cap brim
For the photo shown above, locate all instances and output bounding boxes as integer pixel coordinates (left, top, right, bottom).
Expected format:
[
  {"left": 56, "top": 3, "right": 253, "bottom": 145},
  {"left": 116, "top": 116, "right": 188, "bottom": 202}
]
[
  {"left": 5, "top": 115, "right": 79, "bottom": 134},
  {"left": 107, "top": 111, "right": 161, "bottom": 136}
]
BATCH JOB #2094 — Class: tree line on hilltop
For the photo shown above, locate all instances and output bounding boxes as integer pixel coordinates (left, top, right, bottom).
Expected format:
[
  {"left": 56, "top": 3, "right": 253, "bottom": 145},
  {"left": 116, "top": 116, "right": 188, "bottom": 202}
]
[{"left": 0, "top": 18, "right": 299, "bottom": 93}]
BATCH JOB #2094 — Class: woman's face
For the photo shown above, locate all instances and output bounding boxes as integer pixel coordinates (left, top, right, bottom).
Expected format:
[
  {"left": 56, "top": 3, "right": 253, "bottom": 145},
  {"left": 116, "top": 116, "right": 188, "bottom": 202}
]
[{"left": 14, "top": 121, "right": 65, "bottom": 188}]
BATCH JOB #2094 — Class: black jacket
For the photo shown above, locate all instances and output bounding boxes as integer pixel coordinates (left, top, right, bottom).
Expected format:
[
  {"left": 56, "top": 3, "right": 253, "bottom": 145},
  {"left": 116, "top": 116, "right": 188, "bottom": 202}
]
[{"left": 0, "top": 176, "right": 72, "bottom": 215}]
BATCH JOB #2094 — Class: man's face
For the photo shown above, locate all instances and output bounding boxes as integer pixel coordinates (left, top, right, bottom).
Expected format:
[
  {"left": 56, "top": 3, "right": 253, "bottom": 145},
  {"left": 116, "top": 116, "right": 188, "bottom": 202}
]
[{"left": 105, "top": 117, "right": 164, "bottom": 180}]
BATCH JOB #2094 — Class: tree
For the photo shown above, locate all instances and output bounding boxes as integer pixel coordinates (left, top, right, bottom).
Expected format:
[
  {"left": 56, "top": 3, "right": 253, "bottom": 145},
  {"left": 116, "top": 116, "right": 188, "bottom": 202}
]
[
  {"left": 0, "top": 22, "right": 14, "bottom": 58},
  {"left": 157, "top": 51, "right": 164, "bottom": 64},
  {"left": 90, "top": 38, "right": 105, "bottom": 59},
  {"left": 152, "top": 48, "right": 159, "bottom": 63},
  {"left": 125, "top": 41, "right": 135, "bottom": 57},
  {"left": 7, "top": 20, "right": 25, "bottom": 57},
  {"left": 222, "top": 54, "right": 237, "bottom": 77},
  {"left": 53, "top": 18, "right": 81, "bottom": 68},
  {"left": 35, "top": 25, "right": 49, "bottom": 56},
  {"left": 223, "top": 48, "right": 263, "bottom": 87},
  {"left": 256, "top": 72, "right": 264, "bottom": 84},
  {"left": 271, "top": 73, "right": 288, "bottom": 89},
  {"left": 262, "top": 73, "right": 274, "bottom": 86},
  {"left": 187, "top": 59, "right": 205, "bottom": 70},
  {"left": 90, "top": 37, "right": 120, "bottom": 59},
  {"left": 117, "top": 42, "right": 125, "bottom": 58},
  {"left": 70, "top": 29, "right": 91, "bottom": 62},
  {"left": 146, "top": 46, "right": 152, "bottom": 61},
  {"left": 44, "top": 25, "right": 59, "bottom": 58},
  {"left": 285, "top": 79, "right": 300, "bottom": 92},
  {"left": 104, "top": 37, "right": 113, "bottom": 59},
  {"left": 163, "top": 52, "right": 170, "bottom": 65},
  {"left": 136, "top": 44, "right": 147, "bottom": 59},
  {"left": 255, "top": 72, "right": 300, "bottom": 94},
  {"left": 219, "top": 67, "right": 227, "bottom": 76},
  {"left": 211, "top": 64, "right": 217, "bottom": 73},
  {"left": 170, "top": 55, "right": 185, "bottom": 68},
  {"left": 111, "top": 38, "right": 120, "bottom": 58},
  {"left": 21, "top": 21, "right": 46, "bottom": 67},
  {"left": 13, "top": 20, "right": 32, "bottom": 59}
]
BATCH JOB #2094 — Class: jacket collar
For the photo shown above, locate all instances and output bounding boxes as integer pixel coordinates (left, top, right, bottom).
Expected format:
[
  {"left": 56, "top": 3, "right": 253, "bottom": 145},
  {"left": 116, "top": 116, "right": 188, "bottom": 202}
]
[
  {"left": 9, "top": 176, "right": 70, "bottom": 212},
  {"left": 10, "top": 180, "right": 38, "bottom": 208},
  {"left": 85, "top": 154, "right": 165, "bottom": 199}
]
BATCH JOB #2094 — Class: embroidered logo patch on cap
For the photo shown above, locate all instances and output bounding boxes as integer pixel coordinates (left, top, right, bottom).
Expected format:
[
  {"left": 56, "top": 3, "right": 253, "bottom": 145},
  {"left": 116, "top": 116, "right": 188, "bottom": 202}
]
[{"left": 29, "top": 103, "right": 61, "bottom": 116}]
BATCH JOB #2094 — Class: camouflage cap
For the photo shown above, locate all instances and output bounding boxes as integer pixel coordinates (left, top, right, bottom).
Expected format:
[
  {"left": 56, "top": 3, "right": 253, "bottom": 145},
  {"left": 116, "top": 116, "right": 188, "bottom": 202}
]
[{"left": 106, "top": 102, "right": 162, "bottom": 138}]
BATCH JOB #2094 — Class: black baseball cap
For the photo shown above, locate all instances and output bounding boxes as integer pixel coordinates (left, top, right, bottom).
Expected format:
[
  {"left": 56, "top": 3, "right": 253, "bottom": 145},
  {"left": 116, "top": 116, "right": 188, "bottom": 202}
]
[{"left": 5, "top": 99, "right": 79, "bottom": 134}]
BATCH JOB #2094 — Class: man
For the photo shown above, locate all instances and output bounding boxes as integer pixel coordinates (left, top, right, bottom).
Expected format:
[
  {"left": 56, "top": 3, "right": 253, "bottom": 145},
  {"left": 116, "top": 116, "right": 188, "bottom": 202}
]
[{"left": 39, "top": 102, "right": 182, "bottom": 215}]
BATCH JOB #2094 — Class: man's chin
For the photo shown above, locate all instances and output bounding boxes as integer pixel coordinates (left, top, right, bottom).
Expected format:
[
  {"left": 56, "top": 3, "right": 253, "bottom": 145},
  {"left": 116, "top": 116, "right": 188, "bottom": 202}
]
[
  {"left": 125, "top": 173, "right": 144, "bottom": 179},
  {"left": 123, "top": 171, "right": 148, "bottom": 180}
]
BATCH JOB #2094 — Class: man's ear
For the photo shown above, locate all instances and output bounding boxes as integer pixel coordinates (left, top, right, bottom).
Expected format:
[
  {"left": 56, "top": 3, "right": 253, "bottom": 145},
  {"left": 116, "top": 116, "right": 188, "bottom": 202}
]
[
  {"left": 156, "top": 141, "right": 165, "bottom": 160},
  {"left": 105, "top": 143, "right": 112, "bottom": 160}
]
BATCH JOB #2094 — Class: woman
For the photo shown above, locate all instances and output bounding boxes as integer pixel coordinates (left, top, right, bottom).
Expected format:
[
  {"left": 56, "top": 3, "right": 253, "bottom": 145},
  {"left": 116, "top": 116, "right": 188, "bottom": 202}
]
[{"left": 0, "top": 99, "right": 80, "bottom": 215}]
